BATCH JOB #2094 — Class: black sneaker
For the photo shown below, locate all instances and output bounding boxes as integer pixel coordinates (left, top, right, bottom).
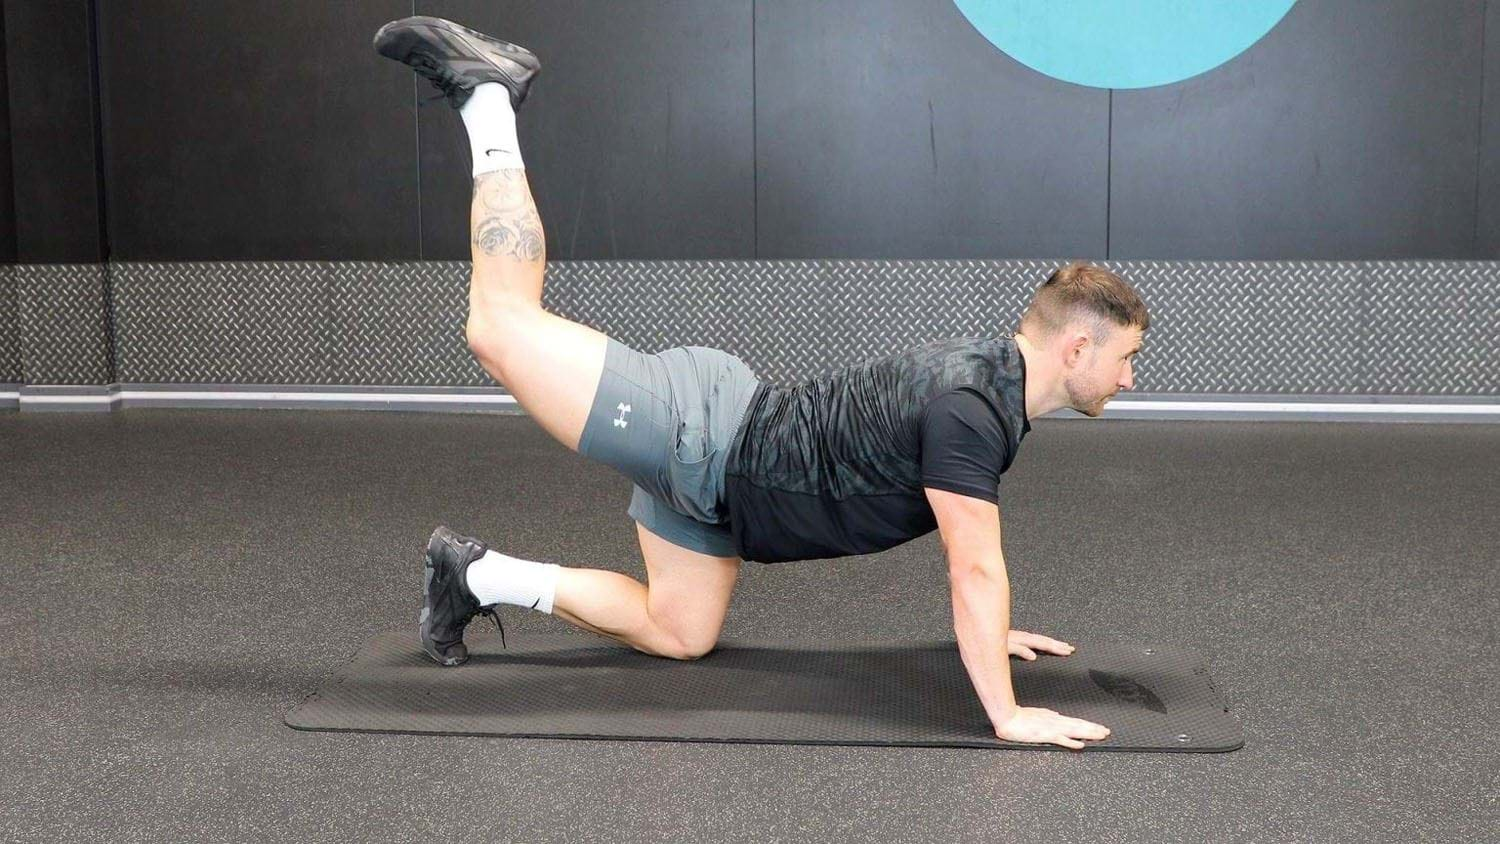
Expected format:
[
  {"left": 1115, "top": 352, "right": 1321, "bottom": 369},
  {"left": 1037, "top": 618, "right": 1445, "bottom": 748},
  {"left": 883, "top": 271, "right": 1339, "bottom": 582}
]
[
  {"left": 373, "top": 15, "right": 540, "bottom": 111},
  {"left": 419, "top": 525, "right": 507, "bottom": 666}
]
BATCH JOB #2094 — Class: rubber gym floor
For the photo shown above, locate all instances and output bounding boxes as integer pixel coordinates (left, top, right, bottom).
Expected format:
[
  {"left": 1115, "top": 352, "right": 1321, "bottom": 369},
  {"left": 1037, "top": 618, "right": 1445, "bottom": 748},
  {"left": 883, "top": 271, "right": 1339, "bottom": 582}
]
[{"left": 2, "top": 409, "right": 1494, "bottom": 842}]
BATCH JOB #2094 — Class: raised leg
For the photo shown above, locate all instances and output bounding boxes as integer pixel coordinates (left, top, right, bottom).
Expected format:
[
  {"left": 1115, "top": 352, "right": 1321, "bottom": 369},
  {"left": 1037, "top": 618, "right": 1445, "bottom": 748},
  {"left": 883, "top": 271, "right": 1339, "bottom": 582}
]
[
  {"left": 460, "top": 169, "right": 738, "bottom": 659},
  {"left": 466, "top": 169, "right": 546, "bottom": 309},
  {"left": 464, "top": 169, "right": 606, "bottom": 453}
]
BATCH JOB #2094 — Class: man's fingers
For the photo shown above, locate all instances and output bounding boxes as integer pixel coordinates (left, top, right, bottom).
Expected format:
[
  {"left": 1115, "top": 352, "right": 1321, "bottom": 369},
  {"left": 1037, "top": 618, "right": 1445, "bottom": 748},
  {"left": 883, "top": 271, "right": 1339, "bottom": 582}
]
[
  {"left": 1034, "top": 637, "right": 1075, "bottom": 655},
  {"left": 1045, "top": 729, "right": 1102, "bottom": 748},
  {"left": 1053, "top": 713, "right": 1111, "bottom": 740},
  {"left": 1071, "top": 721, "right": 1111, "bottom": 739},
  {"left": 1068, "top": 716, "right": 1116, "bottom": 737},
  {"left": 1007, "top": 632, "right": 1077, "bottom": 656},
  {"left": 998, "top": 708, "right": 1110, "bottom": 749},
  {"left": 1054, "top": 732, "right": 1105, "bottom": 747}
]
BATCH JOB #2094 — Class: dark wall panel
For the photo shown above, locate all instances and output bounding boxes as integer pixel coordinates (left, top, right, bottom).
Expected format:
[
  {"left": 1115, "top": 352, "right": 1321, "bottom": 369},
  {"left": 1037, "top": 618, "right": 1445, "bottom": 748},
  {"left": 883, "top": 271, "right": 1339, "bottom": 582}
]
[
  {"left": 755, "top": 0, "right": 1108, "bottom": 259},
  {"left": 3, "top": 0, "right": 103, "bottom": 262},
  {"left": 99, "top": 0, "right": 417, "bottom": 260},
  {"left": 1111, "top": 0, "right": 1486, "bottom": 260},
  {"left": 0, "top": 3, "right": 16, "bottom": 263},
  {"left": 9, "top": 0, "right": 1490, "bottom": 264},
  {"left": 1479, "top": 0, "right": 1499, "bottom": 258},
  {"left": 419, "top": 1, "right": 754, "bottom": 260}
]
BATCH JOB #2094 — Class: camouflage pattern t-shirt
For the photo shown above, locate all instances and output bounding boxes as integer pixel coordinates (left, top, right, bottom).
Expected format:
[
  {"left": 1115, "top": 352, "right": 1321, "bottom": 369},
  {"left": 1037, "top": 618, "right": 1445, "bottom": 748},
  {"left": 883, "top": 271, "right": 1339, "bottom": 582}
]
[{"left": 722, "top": 335, "right": 1032, "bottom": 563}]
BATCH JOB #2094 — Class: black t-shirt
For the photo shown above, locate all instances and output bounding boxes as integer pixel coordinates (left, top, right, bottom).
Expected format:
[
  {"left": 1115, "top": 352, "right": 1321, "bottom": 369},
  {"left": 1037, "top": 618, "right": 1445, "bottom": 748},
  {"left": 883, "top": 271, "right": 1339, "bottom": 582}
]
[{"left": 722, "top": 335, "right": 1031, "bottom": 563}]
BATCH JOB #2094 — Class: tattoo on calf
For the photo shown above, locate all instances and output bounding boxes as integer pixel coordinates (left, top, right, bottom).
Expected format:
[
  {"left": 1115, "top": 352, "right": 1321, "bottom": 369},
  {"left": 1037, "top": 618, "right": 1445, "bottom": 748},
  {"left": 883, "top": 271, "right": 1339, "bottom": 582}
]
[{"left": 471, "top": 170, "right": 545, "bottom": 262}]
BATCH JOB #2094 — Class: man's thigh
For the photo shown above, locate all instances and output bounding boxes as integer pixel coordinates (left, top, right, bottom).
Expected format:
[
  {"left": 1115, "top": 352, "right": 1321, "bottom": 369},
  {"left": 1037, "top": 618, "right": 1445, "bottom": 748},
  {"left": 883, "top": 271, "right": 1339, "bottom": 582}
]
[
  {"left": 567, "top": 339, "right": 684, "bottom": 506},
  {"left": 472, "top": 304, "right": 609, "bottom": 453}
]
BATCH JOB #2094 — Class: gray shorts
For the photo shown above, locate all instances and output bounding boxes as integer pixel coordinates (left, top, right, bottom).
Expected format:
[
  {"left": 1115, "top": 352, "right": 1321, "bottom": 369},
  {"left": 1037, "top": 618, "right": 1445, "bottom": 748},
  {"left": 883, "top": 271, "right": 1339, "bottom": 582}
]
[{"left": 576, "top": 338, "right": 761, "bottom": 557}]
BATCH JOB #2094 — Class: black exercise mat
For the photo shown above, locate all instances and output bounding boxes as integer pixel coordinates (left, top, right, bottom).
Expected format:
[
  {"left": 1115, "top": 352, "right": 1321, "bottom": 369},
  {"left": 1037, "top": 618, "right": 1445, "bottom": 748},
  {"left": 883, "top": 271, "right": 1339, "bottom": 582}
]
[{"left": 285, "top": 632, "right": 1243, "bottom": 752}]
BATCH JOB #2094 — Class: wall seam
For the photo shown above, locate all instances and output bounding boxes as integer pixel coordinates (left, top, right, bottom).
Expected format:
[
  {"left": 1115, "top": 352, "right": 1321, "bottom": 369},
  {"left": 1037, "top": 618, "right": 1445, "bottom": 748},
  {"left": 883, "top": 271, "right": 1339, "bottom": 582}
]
[
  {"left": 4, "top": 4, "right": 20, "bottom": 383},
  {"left": 87, "top": 0, "right": 115, "bottom": 381},
  {"left": 1105, "top": 89, "right": 1113, "bottom": 259},
  {"left": 1474, "top": 0, "right": 1488, "bottom": 256},
  {"left": 413, "top": 0, "right": 423, "bottom": 260}
]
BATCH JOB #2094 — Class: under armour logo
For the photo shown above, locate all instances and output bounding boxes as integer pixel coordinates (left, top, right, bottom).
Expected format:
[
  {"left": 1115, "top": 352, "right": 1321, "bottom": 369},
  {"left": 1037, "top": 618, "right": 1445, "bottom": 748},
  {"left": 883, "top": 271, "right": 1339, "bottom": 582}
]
[{"left": 613, "top": 402, "right": 631, "bottom": 428}]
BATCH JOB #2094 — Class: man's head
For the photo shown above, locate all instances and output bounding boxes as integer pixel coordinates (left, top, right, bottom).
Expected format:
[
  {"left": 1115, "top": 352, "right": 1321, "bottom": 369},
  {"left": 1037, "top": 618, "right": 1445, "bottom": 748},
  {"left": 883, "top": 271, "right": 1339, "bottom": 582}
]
[{"left": 1016, "top": 261, "right": 1150, "bottom": 418}]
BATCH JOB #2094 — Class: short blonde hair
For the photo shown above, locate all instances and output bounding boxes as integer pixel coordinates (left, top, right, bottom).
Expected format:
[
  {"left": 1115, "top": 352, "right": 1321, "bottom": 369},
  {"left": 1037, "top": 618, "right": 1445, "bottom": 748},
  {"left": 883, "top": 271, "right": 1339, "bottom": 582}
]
[{"left": 1018, "top": 261, "right": 1150, "bottom": 345}]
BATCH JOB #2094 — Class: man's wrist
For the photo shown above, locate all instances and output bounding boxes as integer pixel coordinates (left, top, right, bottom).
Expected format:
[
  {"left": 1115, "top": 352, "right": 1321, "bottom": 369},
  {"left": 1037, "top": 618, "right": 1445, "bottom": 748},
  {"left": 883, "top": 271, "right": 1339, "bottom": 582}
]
[{"left": 989, "top": 702, "right": 1019, "bottom": 727}]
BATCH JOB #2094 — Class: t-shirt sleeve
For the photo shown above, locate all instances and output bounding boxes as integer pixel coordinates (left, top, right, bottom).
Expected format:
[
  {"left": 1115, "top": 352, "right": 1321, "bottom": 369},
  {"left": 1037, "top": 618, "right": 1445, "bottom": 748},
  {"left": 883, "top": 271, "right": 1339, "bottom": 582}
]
[{"left": 919, "top": 389, "right": 1009, "bottom": 504}]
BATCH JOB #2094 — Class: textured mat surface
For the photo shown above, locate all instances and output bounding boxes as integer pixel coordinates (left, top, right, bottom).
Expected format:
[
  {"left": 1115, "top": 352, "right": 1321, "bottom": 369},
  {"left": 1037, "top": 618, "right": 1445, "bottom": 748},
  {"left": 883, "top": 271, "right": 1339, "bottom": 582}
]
[{"left": 286, "top": 632, "right": 1242, "bottom": 752}]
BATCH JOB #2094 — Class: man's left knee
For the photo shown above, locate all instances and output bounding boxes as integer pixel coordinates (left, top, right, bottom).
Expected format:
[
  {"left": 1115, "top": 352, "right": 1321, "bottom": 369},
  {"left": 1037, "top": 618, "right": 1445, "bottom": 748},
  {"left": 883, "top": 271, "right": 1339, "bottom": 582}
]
[
  {"left": 465, "top": 298, "right": 537, "bottom": 363},
  {"left": 663, "top": 637, "right": 716, "bottom": 661}
]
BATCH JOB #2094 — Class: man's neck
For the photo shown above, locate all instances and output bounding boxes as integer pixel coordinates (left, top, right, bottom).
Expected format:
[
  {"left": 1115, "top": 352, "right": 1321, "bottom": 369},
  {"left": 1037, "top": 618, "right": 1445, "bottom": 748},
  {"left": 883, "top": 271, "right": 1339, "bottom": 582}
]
[{"left": 1013, "top": 332, "right": 1061, "bottom": 422}]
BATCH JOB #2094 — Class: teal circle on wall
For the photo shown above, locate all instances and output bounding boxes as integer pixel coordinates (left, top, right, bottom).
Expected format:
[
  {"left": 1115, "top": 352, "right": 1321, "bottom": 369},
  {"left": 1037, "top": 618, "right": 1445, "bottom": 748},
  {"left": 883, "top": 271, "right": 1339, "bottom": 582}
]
[{"left": 952, "top": 0, "right": 1299, "bottom": 89}]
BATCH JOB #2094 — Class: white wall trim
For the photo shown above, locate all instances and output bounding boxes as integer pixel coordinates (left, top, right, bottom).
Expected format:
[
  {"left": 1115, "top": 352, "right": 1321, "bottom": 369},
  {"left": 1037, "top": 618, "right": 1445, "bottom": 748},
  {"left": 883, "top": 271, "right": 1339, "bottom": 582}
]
[{"left": 3, "top": 384, "right": 1498, "bottom": 422}]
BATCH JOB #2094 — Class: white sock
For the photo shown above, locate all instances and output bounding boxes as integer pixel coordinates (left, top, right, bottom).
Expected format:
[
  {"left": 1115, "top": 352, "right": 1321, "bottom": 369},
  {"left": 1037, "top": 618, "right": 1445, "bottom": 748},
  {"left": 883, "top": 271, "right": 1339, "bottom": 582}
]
[
  {"left": 465, "top": 549, "right": 560, "bottom": 614},
  {"left": 460, "top": 82, "right": 524, "bottom": 176}
]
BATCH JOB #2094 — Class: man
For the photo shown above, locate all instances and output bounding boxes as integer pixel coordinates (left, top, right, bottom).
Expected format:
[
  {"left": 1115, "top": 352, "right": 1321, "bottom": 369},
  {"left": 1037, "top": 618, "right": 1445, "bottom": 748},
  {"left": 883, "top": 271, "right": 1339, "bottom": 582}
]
[{"left": 374, "top": 17, "right": 1148, "bottom": 750}]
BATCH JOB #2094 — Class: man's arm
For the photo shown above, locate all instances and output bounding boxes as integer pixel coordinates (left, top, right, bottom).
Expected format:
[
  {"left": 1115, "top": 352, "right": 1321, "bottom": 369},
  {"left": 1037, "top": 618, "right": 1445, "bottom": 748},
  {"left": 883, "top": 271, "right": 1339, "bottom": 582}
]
[
  {"left": 924, "top": 487, "right": 1018, "bottom": 727},
  {"left": 925, "top": 486, "right": 1114, "bottom": 749}
]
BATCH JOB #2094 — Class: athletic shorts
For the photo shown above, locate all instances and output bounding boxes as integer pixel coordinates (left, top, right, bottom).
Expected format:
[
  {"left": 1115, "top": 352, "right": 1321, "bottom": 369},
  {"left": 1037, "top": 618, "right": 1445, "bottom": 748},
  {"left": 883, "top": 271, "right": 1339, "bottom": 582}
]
[{"left": 576, "top": 338, "right": 761, "bottom": 557}]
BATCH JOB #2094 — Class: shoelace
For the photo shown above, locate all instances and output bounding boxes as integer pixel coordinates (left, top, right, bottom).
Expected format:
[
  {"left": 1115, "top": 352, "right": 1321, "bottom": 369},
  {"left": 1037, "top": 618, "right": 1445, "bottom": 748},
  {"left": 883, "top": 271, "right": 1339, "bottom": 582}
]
[
  {"left": 410, "top": 51, "right": 468, "bottom": 107},
  {"left": 480, "top": 605, "right": 506, "bottom": 649}
]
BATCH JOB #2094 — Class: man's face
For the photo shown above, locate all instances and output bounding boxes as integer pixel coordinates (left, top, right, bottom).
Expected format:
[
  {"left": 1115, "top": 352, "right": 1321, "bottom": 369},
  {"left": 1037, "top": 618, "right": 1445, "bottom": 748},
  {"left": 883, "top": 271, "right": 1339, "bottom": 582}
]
[{"left": 1065, "top": 326, "right": 1144, "bottom": 418}]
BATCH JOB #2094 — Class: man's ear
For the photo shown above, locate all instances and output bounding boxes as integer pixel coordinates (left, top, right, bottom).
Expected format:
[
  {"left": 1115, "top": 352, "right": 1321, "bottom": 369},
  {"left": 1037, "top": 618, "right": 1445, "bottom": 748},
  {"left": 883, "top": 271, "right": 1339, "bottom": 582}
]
[{"left": 1064, "top": 332, "right": 1090, "bottom": 368}]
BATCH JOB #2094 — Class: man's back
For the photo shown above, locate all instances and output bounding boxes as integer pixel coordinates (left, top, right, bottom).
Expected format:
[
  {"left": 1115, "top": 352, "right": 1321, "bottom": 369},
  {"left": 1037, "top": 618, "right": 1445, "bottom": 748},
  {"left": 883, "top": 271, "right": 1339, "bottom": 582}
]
[{"left": 723, "top": 335, "right": 1033, "bottom": 563}]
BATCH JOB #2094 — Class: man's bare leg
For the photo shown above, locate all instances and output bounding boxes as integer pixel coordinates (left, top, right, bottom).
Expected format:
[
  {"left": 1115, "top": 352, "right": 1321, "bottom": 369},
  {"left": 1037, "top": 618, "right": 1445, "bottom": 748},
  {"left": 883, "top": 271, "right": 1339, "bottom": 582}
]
[
  {"left": 377, "top": 17, "right": 736, "bottom": 664},
  {"left": 460, "top": 171, "right": 698, "bottom": 658},
  {"left": 465, "top": 169, "right": 544, "bottom": 309},
  {"left": 464, "top": 171, "right": 731, "bottom": 661}
]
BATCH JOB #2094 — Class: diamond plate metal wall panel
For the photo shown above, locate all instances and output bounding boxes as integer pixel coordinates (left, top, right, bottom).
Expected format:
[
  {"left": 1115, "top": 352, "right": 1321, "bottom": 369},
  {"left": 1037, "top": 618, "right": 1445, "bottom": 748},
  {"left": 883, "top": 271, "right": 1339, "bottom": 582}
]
[
  {"left": 1361, "top": 262, "right": 1500, "bottom": 394},
  {"left": 547, "top": 259, "right": 1500, "bottom": 394},
  {"left": 545, "top": 260, "right": 1044, "bottom": 388},
  {"left": 114, "top": 262, "right": 323, "bottom": 383},
  {"left": 1101, "top": 260, "right": 1500, "bottom": 394},
  {"left": 324, "top": 262, "right": 491, "bottom": 386},
  {"left": 0, "top": 265, "right": 21, "bottom": 383},
  {"left": 113, "top": 261, "right": 490, "bottom": 386},
  {"left": 1101, "top": 261, "right": 1367, "bottom": 394},
  {"left": 96, "top": 259, "right": 1500, "bottom": 395},
  {"left": 17, "top": 263, "right": 112, "bottom": 385}
]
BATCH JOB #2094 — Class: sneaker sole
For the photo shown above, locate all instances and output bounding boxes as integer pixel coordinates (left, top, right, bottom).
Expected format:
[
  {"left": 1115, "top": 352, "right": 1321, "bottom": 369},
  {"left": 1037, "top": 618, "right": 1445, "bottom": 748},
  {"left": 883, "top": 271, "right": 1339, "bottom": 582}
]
[
  {"left": 373, "top": 16, "right": 540, "bottom": 93},
  {"left": 419, "top": 528, "right": 473, "bottom": 666}
]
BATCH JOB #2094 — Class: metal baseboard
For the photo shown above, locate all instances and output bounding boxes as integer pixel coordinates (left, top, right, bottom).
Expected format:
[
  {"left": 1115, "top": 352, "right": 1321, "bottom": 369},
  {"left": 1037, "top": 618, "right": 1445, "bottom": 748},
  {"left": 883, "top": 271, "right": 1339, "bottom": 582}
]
[
  {"left": 6, "top": 384, "right": 520, "bottom": 414},
  {"left": 1092, "top": 393, "right": 1500, "bottom": 423},
  {"left": 8, "top": 384, "right": 117, "bottom": 413},
  {"left": 117, "top": 384, "right": 523, "bottom": 414},
  {"left": 4, "top": 384, "right": 1497, "bottom": 423}
]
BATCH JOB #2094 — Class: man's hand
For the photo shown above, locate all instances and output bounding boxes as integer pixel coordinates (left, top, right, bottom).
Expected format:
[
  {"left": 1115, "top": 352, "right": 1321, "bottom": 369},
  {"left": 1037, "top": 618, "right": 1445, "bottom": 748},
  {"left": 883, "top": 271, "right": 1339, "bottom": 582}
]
[
  {"left": 995, "top": 707, "right": 1111, "bottom": 750},
  {"left": 1007, "top": 629, "right": 1076, "bottom": 661},
  {"left": 998, "top": 631, "right": 1110, "bottom": 749}
]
